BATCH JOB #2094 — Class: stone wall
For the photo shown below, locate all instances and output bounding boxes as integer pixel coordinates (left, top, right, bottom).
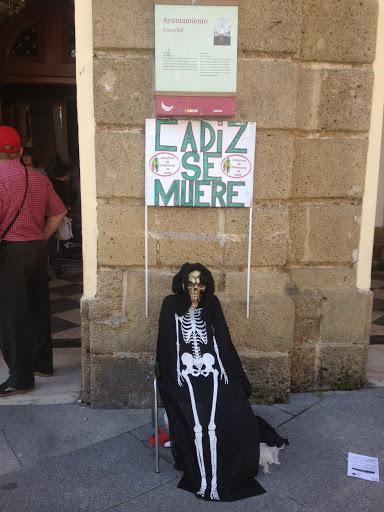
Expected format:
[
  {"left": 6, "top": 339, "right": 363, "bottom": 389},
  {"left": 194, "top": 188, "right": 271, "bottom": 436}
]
[{"left": 83, "top": 0, "right": 378, "bottom": 407}]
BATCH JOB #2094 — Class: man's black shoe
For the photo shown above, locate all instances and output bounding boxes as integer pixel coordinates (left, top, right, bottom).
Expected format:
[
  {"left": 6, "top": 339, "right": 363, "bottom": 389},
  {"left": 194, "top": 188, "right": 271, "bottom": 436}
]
[{"left": 0, "top": 382, "right": 34, "bottom": 397}]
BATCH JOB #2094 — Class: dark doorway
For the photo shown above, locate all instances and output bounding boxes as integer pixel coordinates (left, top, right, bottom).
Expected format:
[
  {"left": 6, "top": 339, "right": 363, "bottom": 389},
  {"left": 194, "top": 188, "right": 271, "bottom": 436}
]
[{"left": 0, "top": 1, "right": 82, "bottom": 400}]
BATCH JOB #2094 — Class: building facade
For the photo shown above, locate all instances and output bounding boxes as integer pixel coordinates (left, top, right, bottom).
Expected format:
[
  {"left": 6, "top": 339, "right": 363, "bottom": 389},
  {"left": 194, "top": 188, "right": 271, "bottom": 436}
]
[{"left": 74, "top": 0, "right": 383, "bottom": 407}]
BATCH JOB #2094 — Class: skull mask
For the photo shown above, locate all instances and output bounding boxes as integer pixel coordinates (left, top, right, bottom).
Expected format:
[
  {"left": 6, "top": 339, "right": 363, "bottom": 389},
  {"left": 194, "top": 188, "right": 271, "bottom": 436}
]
[{"left": 187, "top": 270, "right": 206, "bottom": 308}]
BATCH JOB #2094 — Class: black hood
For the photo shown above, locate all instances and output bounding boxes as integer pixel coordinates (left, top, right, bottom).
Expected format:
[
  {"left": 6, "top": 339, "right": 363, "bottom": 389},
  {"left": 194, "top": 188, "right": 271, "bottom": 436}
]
[{"left": 172, "top": 262, "right": 215, "bottom": 318}]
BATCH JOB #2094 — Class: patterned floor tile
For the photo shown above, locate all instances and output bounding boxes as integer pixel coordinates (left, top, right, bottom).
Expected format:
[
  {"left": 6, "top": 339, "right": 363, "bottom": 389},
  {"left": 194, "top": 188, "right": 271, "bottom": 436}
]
[
  {"left": 52, "top": 326, "right": 81, "bottom": 340},
  {"left": 370, "top": 323, "right": 384, "bottom": 336},
  {"left": 372, "top": 314, "right": 384, "bottom": 326},
  {"left": 370, "top": 279, "right": 384, "bottom": 289},
  {"left": 55, "top": 309, "right": 81, "bottom": 325},
  {"left": 371, "top": 271, "right": 384, "bottom": 280},
  {"left": 51, "top": 316, "right": 79, "bottom": 334},
  {"left": 50, "top": 283, "right": 83, "bottom": 297},
  {"left": 370, "top": 335, "right": 384, "bottom": 345},
  {"left": 61, "top": 271, "right": 83, "bottom": 283},
  {"left": 373, "top": 288, "right": 384, "bottom": 300},
  {"left": 372, "top": 310, "right": 383, "bottom": 322},
  {"left": 51, "top": 298, "right": 80, "bottom": 314},
  {"left": 52, "top": 338, "right": 81, "bottom": 348},
  {"left": 373, "top": 298, "right": 384, "bottom": 311}
]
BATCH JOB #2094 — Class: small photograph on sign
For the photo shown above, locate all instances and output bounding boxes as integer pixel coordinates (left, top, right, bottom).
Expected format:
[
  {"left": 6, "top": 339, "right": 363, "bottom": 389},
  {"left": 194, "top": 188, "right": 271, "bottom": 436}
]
[
  {"left": 222, "top": 155, "right": 252, "bottom": 179},
  {"left": 214, "top": 18, "right": 231, "bottom": 46},
  {"left": 150, "top": 152, "right": 180, "bottom": 177}
]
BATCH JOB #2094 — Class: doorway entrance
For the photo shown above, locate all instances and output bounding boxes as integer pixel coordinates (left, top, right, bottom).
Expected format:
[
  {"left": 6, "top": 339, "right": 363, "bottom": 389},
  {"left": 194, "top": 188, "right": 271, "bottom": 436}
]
[
  {"left": 0, "top": 0, "right": 82, "bottom": 403},
  {"left": 367, "top": 113, "right": 384, "bottom": 387}
]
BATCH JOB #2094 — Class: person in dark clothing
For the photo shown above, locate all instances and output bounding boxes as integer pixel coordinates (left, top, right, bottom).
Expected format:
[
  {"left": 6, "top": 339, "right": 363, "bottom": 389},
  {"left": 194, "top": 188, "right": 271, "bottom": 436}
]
[
  {"left": 0, "top": 126, "right": 66, "bottom": 396},
  {"left": 47, "top": 155, "right": 73, "bottom": 278},
  {"left": 156, "top": 262, "right": 288, "bottom": 502}
]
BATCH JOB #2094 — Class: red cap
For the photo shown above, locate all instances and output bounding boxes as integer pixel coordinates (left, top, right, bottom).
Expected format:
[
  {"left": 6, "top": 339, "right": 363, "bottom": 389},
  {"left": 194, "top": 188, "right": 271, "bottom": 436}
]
[{"left": 0, "top": 126, "right": 21, "bottom": 153}]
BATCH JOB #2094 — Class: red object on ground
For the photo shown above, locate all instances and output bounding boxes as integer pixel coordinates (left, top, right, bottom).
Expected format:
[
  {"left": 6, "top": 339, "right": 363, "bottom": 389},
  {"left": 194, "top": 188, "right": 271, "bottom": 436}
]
[
  {"left": 149, "top": 427, "right": 170, "bottom": 447},
  {"left": 155, "top": 95, "right": 237, "bottom": 117}
]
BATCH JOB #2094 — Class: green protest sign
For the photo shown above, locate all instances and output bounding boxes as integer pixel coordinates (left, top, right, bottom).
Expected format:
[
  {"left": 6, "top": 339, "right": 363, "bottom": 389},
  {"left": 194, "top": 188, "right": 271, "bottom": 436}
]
[{"left": 145, "top": 119, "right": 256, "bottom": 208}]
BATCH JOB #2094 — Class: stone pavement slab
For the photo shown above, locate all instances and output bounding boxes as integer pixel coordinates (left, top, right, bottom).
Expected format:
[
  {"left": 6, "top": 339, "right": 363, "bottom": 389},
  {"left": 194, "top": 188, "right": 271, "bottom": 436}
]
[
  {"left": 252, "top": 403, "right": 294, "bottom": 426},
  {"left": 0, "top": 404, "right": 150, "bottom": 469},
  {"left": 315, "top": 479, "right": 383, "bottom": 512},
  {"left": 272, "top": 391, "right": 328, "bottom": 417},
  {"left": 109, "top": 480, "right": 304, "bottom": 512},
  {"left": 0, "top": 389, "right": 383, "bottom": 512},
  {"left": 0, "top": 348, "right": 82, "bottom": 405},
  {"left": 0, "top": 432, "right": 176, "bottom": 512},
  {"left": 0, "top": 431, "right": 20, "bottom": 476},
  {"left": 262, "top": 393, "right": 384, "bottom": 510},
  {"left": 316, "top": 388, "right": 384, "bottom": 431}
]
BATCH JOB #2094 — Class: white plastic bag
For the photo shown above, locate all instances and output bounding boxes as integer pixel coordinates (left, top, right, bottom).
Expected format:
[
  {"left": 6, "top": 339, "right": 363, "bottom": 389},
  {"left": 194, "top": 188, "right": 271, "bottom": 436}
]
[{"left": 55, "top": 216, "right": 73, "bottom": 241}]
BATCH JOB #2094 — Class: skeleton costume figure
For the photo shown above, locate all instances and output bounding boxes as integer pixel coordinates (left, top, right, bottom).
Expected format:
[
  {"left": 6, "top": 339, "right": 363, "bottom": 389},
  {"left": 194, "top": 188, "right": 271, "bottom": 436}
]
[{"left": 156, "top": 263, "right": 288, "bottom": 502}]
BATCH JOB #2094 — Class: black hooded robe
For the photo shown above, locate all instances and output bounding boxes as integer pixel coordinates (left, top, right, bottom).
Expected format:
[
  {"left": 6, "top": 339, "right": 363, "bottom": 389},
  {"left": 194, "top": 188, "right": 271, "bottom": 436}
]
[{"left": 156, "top": 290, "right": 288, "bottom": 502}]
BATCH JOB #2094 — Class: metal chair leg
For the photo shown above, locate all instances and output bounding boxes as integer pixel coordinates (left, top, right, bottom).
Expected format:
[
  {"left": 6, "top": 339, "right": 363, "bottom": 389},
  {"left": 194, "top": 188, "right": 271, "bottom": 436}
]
[{"left": 154, "top": 375, "right": 160, "bottom": 473}]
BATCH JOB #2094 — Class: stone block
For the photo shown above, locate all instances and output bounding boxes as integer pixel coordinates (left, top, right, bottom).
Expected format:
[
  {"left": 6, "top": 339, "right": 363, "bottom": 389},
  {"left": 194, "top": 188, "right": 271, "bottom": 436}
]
[
  {"left": 254, "top": 134, "right": 294, "bottom": 200},
  {"left": 90, "top": 353, "right": 154, "bottom": 408},
  {"left": 156, "top": 207, "right": 222, "bottom": 267},
  {"left": 292, "top": 137, "right": 368, "bottom": 198},
  {"left": 238, "top": 0, "right": 300, "bottom": 53},
  {"left": 296, "top": 67, "right": 319, "bottom": 130},
  {"left": 155, "top": 206, "right": 220, "bottom": 234},
  {"left": 289, "top": 204, "right": 361, "bottom": 264},
  {"left": 98, "top": 204, "right": 156, "bottom": 266},
  {"left": 95, "top": 131, "right": 144, "bottom": 199},
  {"left": 93, "top": 0, "right": 154, "bottom": 49},
  {"left": 237, "top": 59, "right": 297, "bottom": 129},
  {"left": 238, "top": 349, "right": 290, "bottom": 403},
  {"left": 221, "top": 295, "right": 294, "bottom": 353},
  {"left": 318, "top": 345, "right": 367, "bottom": 390},
  {"left": 88, "top": 268, "right": 123, "bottom": 320},
  {"left": 299, "top": 0, "right": 378, "bottom": 63},
  {"left": 89, "top": 269, "right": 173, "bottom": 354},
  {"left": 94, "top": 57, "right": 154, "bottom": 126},
  {"left": 223, "top": 269, "right": 294, "bottom": 298},
  {"left": 318, "top": 69, "right": 374, "bottom": 132},
  {"left": 159, "top": 240, "right": 222, "bottom": 267},
  {"left": 224, "top": 206, "right": 289, "bottom": 266},
  {"left": 289, "top": 266, "right": 356, "bottom": 289},
  {"left": 293, "top": 318, "right": 320, "bottom": 345},
  {"left": 290, "top": 347, "right": 316, "bottom": 391},
  {"left": 292, "top": 289, "right": 322, "bottom": 319},
  {"left": 320, "top": 288, "right": 373, "bottom": 346},
  {"left": 296, "top": 67, "right": 374, "bottom": 131}
]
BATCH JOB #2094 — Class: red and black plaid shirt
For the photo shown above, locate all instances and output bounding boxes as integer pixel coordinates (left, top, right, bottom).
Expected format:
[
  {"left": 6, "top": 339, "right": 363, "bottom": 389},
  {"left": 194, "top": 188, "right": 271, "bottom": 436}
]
[{"left": 0, "top": 159, "right": 66, "bottom": 242}]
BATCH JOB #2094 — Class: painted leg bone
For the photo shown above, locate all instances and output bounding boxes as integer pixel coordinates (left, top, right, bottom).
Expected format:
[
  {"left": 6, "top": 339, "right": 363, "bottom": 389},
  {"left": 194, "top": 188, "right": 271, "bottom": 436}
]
[
  {"left": 208, "top": 369, "right": 219, "bottom": 500},
  {"left": 183, "top": 371, "right": 207, "bottom": 497}
]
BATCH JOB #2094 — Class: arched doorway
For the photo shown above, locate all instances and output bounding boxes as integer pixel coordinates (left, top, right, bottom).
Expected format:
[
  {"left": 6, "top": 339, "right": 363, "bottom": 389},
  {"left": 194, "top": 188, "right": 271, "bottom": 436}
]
[{"left": 0, "top": 0, "right": 82, "bottom": 402}]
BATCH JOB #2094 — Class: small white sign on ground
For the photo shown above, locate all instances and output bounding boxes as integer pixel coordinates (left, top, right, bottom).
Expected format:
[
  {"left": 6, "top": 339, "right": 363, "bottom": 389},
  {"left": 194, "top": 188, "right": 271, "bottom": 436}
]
[{"left": 347, "top": 452, "right": 380, "bottom": 482}]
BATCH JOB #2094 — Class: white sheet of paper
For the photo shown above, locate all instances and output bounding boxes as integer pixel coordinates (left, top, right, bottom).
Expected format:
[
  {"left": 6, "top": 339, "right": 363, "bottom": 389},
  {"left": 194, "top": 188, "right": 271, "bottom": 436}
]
[{"left": 347, "top": 452, "right": 380, "bottom": 482}]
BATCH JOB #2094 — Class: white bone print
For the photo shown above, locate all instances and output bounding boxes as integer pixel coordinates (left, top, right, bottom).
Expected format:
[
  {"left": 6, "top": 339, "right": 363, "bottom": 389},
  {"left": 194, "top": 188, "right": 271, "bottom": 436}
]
[{"left": 175, "top": 309, "right": 228, "bottom": 500}]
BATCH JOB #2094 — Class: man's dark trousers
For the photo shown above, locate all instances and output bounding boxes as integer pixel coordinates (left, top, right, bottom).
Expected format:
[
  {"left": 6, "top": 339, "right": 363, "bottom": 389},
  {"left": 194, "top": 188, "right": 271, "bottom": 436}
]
[{"left": 0, "top": 241, "right": 53, "bottom": 388}]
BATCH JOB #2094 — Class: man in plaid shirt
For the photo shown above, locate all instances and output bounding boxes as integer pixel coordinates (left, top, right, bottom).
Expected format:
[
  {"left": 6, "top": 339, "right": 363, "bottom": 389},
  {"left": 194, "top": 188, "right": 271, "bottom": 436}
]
[{"left": 0, "top": 126, "right": 66, "bottom": 396}]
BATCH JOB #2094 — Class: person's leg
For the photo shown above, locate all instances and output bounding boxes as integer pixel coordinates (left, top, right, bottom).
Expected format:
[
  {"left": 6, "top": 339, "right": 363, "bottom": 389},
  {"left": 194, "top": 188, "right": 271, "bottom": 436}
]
[
  {"left": 47, "top": 235, "right": 63, "bottom": 275},
  {"left": 0, "top": 243, "right": 35, "bottom": 389},
  {"left": 30, "top": 241, "right": 53, "bottom": 374}
]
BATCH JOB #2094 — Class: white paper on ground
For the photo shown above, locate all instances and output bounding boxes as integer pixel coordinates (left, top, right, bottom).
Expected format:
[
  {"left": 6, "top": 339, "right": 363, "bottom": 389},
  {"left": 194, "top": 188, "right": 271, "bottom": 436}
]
[{"left": 347, "top": 452, "right": 380, "bottom": 482}]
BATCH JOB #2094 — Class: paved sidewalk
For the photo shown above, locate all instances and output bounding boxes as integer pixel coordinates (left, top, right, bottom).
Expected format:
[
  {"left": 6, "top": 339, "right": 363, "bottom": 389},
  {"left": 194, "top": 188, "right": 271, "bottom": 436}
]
[{"left": 0, "top": 388, "right": 383, "bottom": 512}]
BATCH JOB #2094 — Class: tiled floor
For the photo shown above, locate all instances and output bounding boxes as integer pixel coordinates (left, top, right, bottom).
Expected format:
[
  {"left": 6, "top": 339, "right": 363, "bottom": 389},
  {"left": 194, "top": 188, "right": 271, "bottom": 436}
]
[
  {"left": 368, "top": 271, "right": 384, "bottom": 386},
  {"left": 369, "top": 271, "right": 384, "bottom": 342},
  {"left": 50, "top": 260, "right": 82, "bottom": 348}
]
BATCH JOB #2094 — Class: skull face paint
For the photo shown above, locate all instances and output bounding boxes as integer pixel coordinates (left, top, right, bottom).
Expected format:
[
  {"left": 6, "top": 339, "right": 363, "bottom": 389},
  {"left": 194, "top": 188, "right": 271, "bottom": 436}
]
[{"left": 187, "top": 270, "right": 206, "bottom": 308}]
